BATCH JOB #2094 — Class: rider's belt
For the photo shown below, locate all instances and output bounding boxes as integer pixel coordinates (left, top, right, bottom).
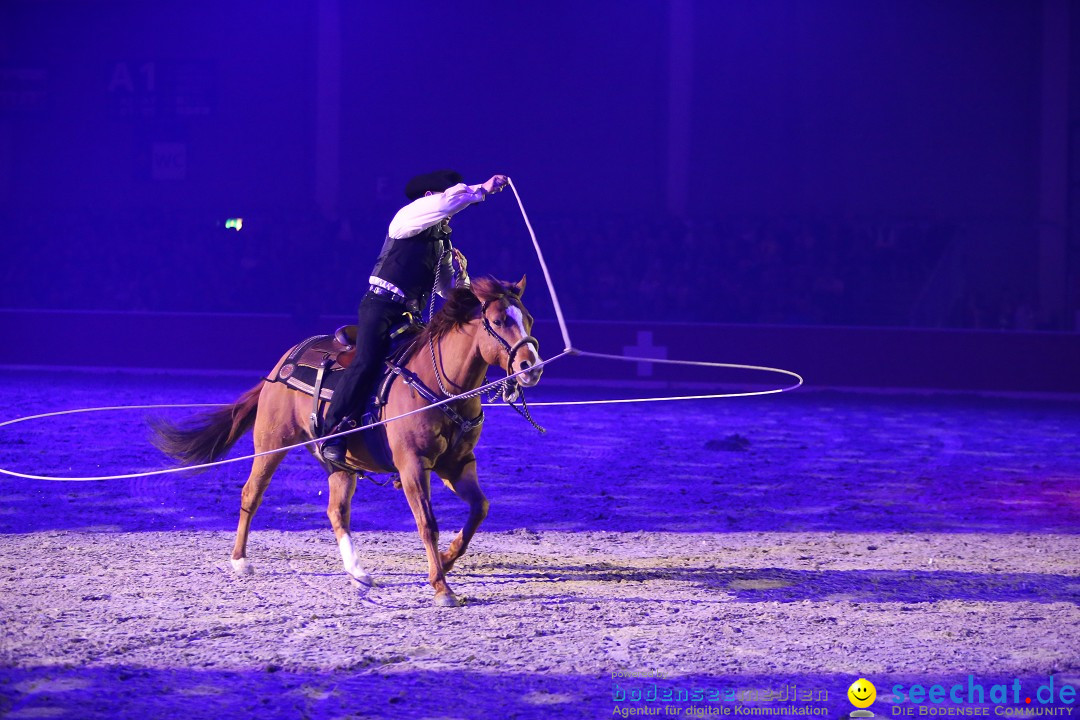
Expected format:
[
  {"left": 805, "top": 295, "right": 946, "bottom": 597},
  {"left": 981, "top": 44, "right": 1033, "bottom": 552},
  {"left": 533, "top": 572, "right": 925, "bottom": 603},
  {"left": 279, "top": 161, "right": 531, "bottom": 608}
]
[
  {"left": 368, "top": 284, "right": 406, "bottom": 304},
  {"left": 368, "top": 285, "right": 405, "bottom": 303},
  {"left": 369, "top": 276, "right": 407, "bottom": 303}
]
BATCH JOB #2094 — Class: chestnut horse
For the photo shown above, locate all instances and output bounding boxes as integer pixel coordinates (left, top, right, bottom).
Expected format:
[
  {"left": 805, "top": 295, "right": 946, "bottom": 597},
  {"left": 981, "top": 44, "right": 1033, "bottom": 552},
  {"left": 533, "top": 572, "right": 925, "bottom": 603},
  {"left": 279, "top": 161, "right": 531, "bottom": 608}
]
[{"left": 154, "top": 276, "right": 542, "bottom": 607}]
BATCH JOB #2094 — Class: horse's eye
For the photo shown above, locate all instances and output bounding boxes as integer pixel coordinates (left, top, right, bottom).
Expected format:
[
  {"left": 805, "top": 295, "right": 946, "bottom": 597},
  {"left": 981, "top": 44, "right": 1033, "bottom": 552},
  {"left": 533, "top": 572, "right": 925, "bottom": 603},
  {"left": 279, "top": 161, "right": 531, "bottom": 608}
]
[{"left": 493, "top": 319, "right": 503, "bottom": 327}]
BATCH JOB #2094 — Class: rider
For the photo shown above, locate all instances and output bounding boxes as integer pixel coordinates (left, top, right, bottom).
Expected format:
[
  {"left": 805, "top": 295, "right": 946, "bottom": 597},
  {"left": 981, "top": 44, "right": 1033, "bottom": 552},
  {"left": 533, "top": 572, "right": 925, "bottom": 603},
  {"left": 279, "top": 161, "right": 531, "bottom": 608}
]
[{"left": 320, "top": 169, "right": 509, "bottom": 464}]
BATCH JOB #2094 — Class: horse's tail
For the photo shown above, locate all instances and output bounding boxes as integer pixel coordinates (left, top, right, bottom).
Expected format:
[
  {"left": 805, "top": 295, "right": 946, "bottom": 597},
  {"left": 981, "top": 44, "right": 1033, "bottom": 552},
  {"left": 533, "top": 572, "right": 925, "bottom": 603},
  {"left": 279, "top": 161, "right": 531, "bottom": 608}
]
[{"left": 151, "top": 382, "right": 263, "bottom": 467}]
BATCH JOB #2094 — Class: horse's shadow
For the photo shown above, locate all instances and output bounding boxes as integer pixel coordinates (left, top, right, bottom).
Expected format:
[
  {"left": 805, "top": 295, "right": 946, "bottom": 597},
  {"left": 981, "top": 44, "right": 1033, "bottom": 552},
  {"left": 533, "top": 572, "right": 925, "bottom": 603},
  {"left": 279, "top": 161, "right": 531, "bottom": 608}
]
[{"left": 461, "top": 562, "right": 1080, "bottom": 605}]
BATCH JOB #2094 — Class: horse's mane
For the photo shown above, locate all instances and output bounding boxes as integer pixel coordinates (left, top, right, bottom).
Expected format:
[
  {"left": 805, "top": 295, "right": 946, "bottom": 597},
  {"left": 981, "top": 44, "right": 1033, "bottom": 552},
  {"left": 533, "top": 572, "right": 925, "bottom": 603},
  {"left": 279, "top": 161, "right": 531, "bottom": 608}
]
[{"left": 408, "top": 276, "right": 523, "bottom": 360}]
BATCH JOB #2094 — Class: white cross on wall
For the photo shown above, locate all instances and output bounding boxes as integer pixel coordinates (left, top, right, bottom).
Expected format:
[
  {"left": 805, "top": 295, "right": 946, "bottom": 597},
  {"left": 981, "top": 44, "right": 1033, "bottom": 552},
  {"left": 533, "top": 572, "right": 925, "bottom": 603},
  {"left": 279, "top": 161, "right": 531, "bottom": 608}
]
[{"left": 622, "top": 330, "right": 668, "bottom": 378}]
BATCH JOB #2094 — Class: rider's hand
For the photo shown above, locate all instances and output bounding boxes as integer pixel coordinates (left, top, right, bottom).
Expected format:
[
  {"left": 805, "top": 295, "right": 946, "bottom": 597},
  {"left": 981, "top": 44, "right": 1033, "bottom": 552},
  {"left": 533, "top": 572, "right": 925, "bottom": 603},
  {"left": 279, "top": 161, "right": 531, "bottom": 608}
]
[
  {"left": 452, "top": 248, "right": 468, "bottom": 273},
  {"left": 481, "top": 175, "right": 508, "bottom": 195}
]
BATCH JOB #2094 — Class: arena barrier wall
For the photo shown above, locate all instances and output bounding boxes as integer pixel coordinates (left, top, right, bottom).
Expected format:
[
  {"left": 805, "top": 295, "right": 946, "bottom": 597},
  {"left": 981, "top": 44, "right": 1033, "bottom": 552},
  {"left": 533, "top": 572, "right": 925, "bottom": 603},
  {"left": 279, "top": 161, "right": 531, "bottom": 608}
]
[{"left": 2, "top": 309, "right": 1078, "bottom": 394}]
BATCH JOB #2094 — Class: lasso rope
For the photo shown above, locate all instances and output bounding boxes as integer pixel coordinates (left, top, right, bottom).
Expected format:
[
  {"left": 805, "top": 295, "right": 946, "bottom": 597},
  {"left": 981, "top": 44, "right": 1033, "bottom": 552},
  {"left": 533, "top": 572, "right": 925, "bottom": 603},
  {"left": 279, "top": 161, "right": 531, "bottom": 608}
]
[
  {"left": 0, "top": 352, "right": 574, "bottom": 482},
  {"left": 507, "top": 177, "right": 573, "bottom": 352},
  {"left": 503, "top": 175, "right": 802, "bottom": 397},
  {"left": 0, "top": 177, "right": 802, "bottom": 482}
]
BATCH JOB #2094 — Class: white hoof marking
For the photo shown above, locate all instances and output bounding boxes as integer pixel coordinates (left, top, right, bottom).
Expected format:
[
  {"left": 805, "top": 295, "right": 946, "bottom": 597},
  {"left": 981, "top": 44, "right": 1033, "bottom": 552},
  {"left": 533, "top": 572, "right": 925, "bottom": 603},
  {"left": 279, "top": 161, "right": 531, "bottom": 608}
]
[
  {"left": 230, "top": 557, "right": 253, "bottom": 575},
  {"left": 338, "top": 534, "right": 373, "bottom": 586}
]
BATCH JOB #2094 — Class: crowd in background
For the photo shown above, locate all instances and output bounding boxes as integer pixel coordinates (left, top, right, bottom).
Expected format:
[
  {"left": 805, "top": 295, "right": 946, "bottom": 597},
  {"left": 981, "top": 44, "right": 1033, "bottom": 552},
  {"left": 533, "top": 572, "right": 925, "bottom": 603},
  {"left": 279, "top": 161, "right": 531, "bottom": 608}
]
[{"left": 0, "top": 207, "right": 1043, "bottom": 330}]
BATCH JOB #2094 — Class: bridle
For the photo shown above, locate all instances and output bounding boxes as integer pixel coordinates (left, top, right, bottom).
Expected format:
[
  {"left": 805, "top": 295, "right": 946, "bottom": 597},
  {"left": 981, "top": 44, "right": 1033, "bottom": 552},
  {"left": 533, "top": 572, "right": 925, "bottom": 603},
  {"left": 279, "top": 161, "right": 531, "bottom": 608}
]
[
  {"left": 477, "top": 299, "right": 545, "bottom": 433},
  {"left": 479, "top": 299, "right": 540, "bottom": 378}
]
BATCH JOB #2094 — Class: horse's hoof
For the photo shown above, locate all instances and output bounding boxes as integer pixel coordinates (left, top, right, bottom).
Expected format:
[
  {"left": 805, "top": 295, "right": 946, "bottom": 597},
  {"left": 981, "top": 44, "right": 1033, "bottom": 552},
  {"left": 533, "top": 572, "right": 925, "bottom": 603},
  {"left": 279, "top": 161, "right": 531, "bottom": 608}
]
[
  {"left": 230, "top": 557, "right": 253, "bottom": 575},
  {"left": 349, "top": 571, "right": 374, "bottom": 588},
  {"left": 434, "top": 592, "right": 462, "bottom": 608}
]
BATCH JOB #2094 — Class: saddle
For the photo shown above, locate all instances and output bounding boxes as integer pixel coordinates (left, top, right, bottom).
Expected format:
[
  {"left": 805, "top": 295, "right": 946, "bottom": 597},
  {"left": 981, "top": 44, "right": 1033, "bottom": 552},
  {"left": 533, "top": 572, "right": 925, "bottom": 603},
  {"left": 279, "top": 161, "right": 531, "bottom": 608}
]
[{"left": 269, "top": 319, "right": 422, "bottom": 468}]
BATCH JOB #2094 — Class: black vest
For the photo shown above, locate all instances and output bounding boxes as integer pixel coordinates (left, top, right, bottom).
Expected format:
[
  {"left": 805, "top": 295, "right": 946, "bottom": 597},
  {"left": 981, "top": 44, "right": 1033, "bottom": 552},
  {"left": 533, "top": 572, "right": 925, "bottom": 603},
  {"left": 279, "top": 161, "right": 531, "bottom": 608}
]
[{"left": 369, "top": 224, "right": 452, "bottom": 301}]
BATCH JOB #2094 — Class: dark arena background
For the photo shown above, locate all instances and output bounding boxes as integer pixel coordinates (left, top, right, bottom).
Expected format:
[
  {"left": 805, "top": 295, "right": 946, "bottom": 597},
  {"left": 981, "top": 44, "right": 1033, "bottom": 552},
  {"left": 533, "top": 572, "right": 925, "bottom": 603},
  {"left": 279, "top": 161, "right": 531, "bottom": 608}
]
[{"left": 1, "top": 2, "right": 1079, "bottom": 719}]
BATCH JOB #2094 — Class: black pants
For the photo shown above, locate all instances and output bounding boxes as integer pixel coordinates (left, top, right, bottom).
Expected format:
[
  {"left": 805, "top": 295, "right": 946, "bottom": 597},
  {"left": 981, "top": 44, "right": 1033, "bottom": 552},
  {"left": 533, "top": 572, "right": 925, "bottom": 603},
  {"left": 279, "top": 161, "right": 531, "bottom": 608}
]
[{"left": 324, "top": 291, "right": 403, "bottom": 433}]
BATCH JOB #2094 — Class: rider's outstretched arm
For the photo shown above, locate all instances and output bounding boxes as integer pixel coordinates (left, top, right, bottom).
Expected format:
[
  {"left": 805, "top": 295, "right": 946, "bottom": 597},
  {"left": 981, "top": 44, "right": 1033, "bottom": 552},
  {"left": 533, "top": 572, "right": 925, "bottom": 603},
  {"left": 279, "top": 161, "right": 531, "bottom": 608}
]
[{"left": 388, "top": 175, "right": 508, "bottom": 239}]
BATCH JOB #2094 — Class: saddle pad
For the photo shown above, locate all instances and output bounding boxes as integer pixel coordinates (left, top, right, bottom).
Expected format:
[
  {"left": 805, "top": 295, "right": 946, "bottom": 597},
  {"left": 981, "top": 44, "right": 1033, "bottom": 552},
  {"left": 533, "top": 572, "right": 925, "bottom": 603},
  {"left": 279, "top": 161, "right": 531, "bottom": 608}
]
[{"left": 273, "top": 332, "right": 353, "bottom": 401}]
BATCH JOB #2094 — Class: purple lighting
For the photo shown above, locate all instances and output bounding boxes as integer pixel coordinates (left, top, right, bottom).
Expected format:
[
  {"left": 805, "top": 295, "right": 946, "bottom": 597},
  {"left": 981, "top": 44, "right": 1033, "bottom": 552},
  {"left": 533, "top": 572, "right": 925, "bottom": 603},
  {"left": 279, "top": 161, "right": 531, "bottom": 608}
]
[{"left": 0, "top": 1, "right": 1078, "bottom": 718}]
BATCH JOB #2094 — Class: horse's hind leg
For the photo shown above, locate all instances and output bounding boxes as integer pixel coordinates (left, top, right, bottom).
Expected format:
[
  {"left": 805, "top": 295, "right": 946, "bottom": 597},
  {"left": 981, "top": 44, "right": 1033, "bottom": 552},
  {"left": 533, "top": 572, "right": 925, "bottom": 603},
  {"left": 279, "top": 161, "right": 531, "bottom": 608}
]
[
  {"left": 327, "top": 469, "right": 373, "bottom": 586},
  {"left": 230, "top": 440, "right": 287, "bottom": 574},
  {"left": 439, "top": 461, "right": 489, "bottom": 574}
]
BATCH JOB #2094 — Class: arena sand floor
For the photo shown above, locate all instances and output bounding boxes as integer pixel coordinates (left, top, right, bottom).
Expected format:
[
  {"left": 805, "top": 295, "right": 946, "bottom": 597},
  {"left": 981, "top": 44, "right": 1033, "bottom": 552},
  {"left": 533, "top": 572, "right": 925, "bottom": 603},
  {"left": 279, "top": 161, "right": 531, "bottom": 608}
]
[{"left": 0, "top": 368, "right": 1077, "bottom": 719}]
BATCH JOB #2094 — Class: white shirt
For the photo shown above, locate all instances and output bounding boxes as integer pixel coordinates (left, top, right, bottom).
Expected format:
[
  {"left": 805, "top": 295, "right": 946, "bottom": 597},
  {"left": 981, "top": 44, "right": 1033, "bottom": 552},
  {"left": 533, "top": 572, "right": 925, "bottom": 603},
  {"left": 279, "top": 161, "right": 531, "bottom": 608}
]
[{"left": 387, "top": 182, "right": 486, "bottom": 240}]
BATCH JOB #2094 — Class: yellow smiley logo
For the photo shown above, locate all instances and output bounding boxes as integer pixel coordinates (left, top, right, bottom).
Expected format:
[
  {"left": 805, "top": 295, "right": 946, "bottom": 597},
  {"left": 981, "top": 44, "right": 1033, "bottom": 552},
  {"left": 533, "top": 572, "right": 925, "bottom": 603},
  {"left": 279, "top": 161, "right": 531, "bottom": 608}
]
[{"left": 848, "top": 678, "right": 876, "bottom": 708}]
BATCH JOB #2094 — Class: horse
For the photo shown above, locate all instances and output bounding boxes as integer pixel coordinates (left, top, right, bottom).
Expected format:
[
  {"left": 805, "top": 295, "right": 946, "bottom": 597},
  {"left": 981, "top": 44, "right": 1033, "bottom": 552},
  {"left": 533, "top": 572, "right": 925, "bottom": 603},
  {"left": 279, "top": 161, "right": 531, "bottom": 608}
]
[{"left": 153, "top": 276, "right": 543, "bottom": 607}]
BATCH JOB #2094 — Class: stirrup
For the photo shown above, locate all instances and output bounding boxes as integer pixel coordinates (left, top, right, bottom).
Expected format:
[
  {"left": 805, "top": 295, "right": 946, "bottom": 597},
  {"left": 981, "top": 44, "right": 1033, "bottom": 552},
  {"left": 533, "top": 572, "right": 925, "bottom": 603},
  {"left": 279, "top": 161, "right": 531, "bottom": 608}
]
[
  {"left": 318, "top": 416, "right": 355, "bottom": 463},
  {"left": 321, "top": 437, "right": 347, "bottom": 464}
]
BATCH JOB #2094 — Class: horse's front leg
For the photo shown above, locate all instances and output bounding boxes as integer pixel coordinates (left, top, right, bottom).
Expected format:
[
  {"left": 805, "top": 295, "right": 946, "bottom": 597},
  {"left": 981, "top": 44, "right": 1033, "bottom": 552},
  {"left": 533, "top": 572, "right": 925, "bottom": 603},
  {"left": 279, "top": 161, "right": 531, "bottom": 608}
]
[
  {"left": 398, "top": 459, "right": 459, "bottom": 607},
  {"left": 439, "top": 460, "right": 489, "bottom": 574}
]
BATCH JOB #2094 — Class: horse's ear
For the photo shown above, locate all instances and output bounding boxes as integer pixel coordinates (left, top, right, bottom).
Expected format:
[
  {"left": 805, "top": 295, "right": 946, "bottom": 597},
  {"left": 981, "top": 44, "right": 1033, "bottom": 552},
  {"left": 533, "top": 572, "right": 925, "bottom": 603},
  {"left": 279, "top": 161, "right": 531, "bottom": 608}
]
[{"left": 514, "top": 274, "right": 526, "bottom": 296}]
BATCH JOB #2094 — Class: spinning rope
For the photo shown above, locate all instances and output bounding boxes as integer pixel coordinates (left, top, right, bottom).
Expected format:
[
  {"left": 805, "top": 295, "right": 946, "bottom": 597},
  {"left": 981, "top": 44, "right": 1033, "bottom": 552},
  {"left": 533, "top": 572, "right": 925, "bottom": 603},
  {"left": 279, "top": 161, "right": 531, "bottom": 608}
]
[{"left": 0, "top": 178, "right": 802, "bottom": 482}]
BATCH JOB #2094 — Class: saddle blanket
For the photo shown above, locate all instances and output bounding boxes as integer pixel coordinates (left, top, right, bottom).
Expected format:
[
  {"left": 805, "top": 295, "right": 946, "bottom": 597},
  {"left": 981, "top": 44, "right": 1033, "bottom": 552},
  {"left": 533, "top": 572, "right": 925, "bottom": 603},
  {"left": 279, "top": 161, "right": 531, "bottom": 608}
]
[{"left": 272, "top": 327, "right": 356, "bottom": 401}]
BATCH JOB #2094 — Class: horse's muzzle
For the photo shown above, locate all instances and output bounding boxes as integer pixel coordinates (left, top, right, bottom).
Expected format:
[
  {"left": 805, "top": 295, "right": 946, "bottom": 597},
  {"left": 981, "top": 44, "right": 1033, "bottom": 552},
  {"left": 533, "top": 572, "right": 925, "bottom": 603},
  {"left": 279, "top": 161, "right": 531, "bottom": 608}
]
[
  {"left": 509, "top": 336, "right": 543, "bottom": 388},
  {"left": 516, "top": 359, "right": 543, "bottom": 388}
]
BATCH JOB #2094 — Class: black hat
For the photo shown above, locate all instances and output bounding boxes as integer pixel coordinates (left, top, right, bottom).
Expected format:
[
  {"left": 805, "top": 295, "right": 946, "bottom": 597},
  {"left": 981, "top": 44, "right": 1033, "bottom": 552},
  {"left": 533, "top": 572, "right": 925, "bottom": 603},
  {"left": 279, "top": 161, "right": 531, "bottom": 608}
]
[{"left": 404, "top": 170, "right": 464, "bottom": 200}]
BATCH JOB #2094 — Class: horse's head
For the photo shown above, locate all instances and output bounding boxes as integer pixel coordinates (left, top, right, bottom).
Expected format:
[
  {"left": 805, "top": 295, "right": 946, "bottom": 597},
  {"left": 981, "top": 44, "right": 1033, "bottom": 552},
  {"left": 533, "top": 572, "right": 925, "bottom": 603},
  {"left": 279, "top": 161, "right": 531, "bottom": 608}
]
[{"left": 472, "top": 275, "right": 543, "bottom": 395}]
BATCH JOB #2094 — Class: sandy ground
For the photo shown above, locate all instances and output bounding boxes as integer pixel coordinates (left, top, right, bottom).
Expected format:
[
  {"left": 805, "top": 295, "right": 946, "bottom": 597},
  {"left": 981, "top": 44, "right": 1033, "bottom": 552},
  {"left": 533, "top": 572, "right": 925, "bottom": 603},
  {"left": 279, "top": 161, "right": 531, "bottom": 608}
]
[{"left": 0, "top": 368, "right": 1078, "bottom": 719}]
